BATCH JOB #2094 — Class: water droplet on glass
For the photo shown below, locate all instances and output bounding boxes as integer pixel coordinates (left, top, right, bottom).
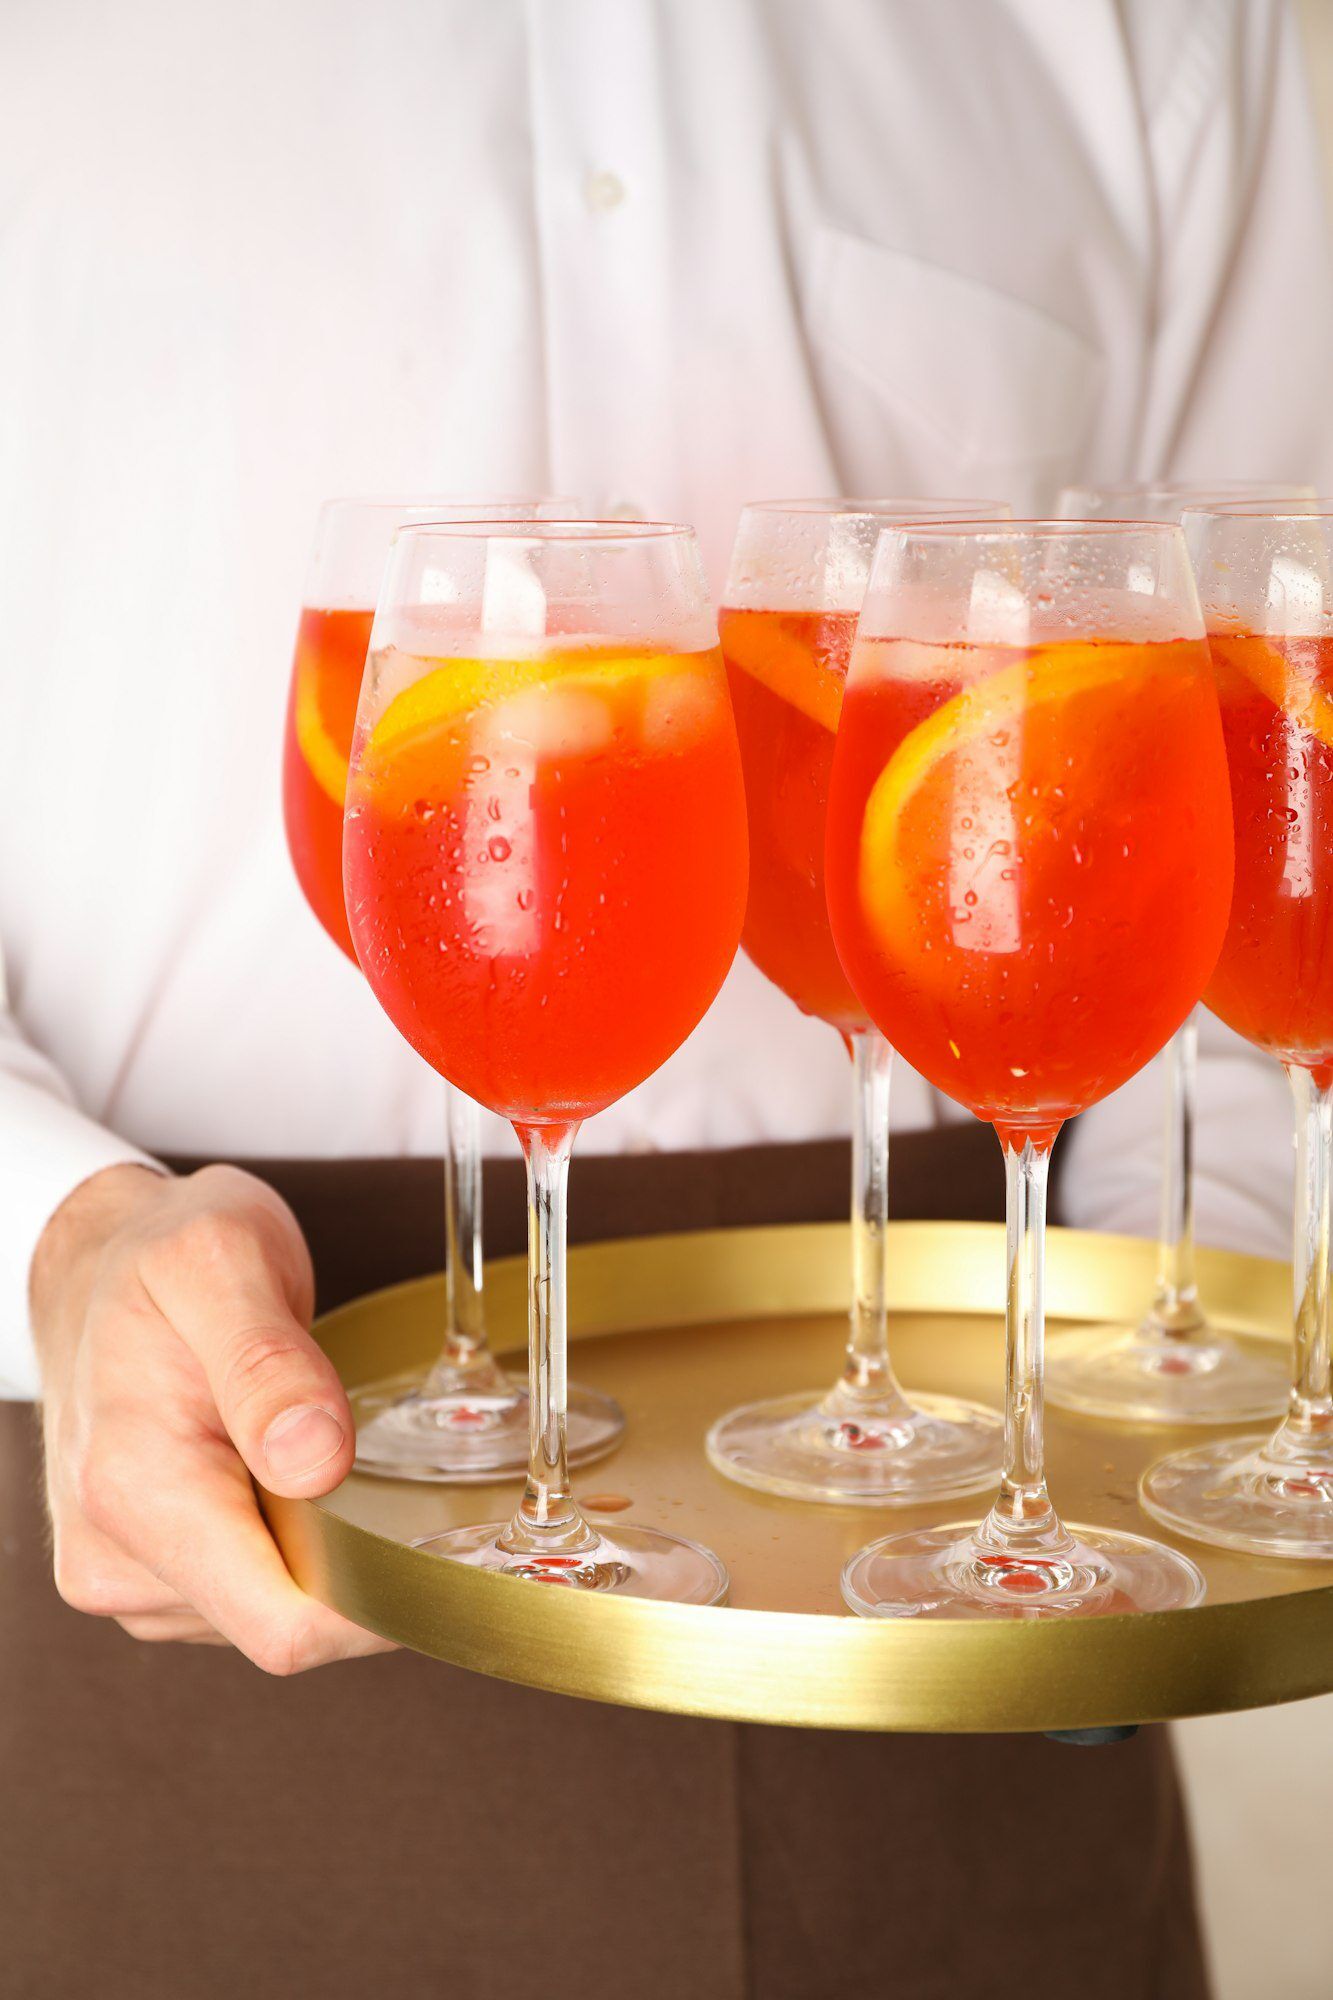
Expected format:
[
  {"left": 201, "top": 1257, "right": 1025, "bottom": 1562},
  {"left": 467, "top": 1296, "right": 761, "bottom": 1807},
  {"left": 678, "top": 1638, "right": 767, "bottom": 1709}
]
[{"left": 488, "top": 837, "right": 512, "bottom": 863}]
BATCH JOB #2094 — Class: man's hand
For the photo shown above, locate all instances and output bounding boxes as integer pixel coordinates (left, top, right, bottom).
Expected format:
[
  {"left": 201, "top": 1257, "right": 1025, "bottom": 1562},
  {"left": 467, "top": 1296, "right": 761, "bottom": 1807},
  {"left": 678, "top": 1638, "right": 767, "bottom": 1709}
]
[{"left": 31, "top": 1161, "right": 394, "bottom": 1674}]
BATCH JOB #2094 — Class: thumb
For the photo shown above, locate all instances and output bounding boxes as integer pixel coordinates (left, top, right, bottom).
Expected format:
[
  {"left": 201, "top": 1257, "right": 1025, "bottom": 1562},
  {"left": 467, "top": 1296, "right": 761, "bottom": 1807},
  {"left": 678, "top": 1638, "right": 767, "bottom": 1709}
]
[{"left": 142, "top": 1217, "right": 355, "bottom": 1497}]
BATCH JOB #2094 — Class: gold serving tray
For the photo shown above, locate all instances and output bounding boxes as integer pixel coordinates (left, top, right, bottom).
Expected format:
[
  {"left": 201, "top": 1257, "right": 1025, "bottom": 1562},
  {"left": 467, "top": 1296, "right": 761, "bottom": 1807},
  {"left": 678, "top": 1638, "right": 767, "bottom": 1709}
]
[{"left": 261, "top": 1221, "right": 1333, "bottom": 1732}]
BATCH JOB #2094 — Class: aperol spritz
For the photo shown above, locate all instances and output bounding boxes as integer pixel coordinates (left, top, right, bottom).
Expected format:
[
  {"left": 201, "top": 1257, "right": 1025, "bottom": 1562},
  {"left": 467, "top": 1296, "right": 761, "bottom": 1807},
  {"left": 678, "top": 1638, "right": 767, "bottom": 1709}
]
[
  {"left": 345, "top": 522, "right": 748, "bottom": 1601},
  {"left": 1045, "top": 481, "right": 1311, "bottom": 1427},
  {"left": 1142, "top": 507, "right": 1333, "bottom": 1558},
  {"left": 828, "top": 523, "right": 1231, "bottom": 1618},
  {"left": 708, "top": 501, "right": 1008, "bottom": 1506},
  {"left": 280, "top": 496, "right": 626, "bottom": 1483}
]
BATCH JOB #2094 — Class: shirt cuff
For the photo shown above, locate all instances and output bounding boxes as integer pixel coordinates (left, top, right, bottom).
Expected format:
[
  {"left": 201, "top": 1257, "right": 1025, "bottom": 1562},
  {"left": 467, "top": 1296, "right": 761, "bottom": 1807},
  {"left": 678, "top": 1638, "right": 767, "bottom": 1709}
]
[{"left": 0, "top": 1074, "right": 161, "bottom": 1400}]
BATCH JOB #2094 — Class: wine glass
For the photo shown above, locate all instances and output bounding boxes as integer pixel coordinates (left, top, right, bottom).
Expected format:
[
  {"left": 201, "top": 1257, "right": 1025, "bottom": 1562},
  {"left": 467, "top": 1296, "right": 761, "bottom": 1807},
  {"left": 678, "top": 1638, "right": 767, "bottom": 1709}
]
[
  {"left": 283, "top": 495, "right": 623, "bottom": 1483},
  {"left": 1042, "top": 482, "right": 1312, "bottom": 1425},
  {"left": 826, "top": 522, "right": 1231, "bottom": 1616},
  {"left": 706, "top": 500, "right": 1008, "bottom": 1503},
  {"left": 1141, "top": 508, "right": 1333, "bottom": 1558},
  {"left": 344, "top": 521, "right": 747, "bottom": 1600}
]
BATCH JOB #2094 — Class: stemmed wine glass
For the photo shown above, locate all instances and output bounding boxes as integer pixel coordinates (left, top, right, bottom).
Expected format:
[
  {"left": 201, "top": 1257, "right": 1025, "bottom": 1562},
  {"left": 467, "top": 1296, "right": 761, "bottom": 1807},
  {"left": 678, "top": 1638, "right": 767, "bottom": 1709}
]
[
  {"left": 1043, "top": 480, "right": 1312, "bottom": 1425},
  {"left": 344, "top": 521, "right": 748, "bottom": 1599},
  {"left": 283, "top": 495, "right": 622, "bottom": 1481},
  {"left": 1141, "top": 508, "right": 1333, "bottom": 1558},
  {"left": 706, "top": 500, "right": 1008, "bottom": 1503},
  {"left": 826, "top": 522, "right": 1231, "bottom": 1616}
]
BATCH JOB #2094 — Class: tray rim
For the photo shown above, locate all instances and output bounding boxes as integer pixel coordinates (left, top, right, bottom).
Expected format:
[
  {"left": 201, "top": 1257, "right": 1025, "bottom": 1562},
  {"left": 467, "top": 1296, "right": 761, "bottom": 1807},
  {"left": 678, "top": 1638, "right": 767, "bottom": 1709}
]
[{"left": 261, "top": 1220, "right": 1333, "bottom": 1733}]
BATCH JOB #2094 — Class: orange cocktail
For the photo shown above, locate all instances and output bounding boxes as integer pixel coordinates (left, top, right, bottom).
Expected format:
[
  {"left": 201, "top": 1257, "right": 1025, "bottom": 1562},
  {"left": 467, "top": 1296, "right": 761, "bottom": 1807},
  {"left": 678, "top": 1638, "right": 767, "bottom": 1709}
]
[
  {"left": 280, "top": 499, "right": 620, "bottom": 1488},
  {"left": 282, "top": 605, "right": 371, "bottom": 959},
  {"left": 828, "top": 521, "right": 1229, "bottom": 1620},
  {"left": 344, "top": 521, "right": 744, "bottom": 1605},
  {"left": 707, "top": 501, "right": 1011, "bottom": 1511},
  {"left": 1204, "top": 632, "right": 1333, "bottom": 1080},
  {"left": 826, "top": 635, "right": 1234, "bottom": 1142},
  {"left": 720, "top": 608, "right": 863, "bottom": 1029},
  {"left": 1139, "top": 504, "right": 1333, "bottom": 1563},
  {"left": 344, "top": 642, "right": 747, "bottom": 1123}
]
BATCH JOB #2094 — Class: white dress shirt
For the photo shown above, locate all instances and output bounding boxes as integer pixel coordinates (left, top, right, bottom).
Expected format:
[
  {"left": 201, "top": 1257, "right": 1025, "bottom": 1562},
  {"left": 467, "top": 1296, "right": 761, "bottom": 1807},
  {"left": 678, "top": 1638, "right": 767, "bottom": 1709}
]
[{"left": 1, "top": 0, "right": 1330, "bottom": 1394}]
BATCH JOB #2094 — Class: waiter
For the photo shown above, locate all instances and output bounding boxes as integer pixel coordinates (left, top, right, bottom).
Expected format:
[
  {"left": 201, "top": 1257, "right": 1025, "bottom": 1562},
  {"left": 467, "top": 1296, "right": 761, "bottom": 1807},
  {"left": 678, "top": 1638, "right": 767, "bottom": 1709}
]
[{"left": 2, "top": 3, "right": 1329, "bottom": 1995}]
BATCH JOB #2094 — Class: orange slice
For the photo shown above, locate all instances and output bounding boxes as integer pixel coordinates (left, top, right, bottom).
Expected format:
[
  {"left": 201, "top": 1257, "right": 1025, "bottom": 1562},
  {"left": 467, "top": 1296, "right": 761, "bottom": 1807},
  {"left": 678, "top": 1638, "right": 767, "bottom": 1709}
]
[
  {"left": 1212, "top": 635, "right": 1333, "bottom": 746},
  {"left": 858, "top": 642, "right": 1152, "bottom": 957},
  {"left": 721, "top": 613, "right": 844, "bottom": 733},
  {"left": 294, "top": 648, "right": 356, "bottom": 806},
  {"left": 366, "top": 647, "right": 673, "bottom": 761}
]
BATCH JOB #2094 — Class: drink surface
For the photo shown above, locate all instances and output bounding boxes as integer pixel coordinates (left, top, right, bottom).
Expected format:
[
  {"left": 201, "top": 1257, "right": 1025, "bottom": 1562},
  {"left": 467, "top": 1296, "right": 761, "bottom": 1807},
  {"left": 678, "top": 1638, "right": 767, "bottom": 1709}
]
[
  {"left": 344, "top": 644, "right": 749, "bottom": 1123},
  {"left": 282, "top": 605, "right": 373, "bottom": 960},
  {"left": 720, "top": 607, "right": 867, "bottom": 1031},
  {"left": 1204, "top": 631, "right": 1333, "bottom": 1084},
  {"left": 825, "top": 636, "right": 1233, "bottom": 1139}
]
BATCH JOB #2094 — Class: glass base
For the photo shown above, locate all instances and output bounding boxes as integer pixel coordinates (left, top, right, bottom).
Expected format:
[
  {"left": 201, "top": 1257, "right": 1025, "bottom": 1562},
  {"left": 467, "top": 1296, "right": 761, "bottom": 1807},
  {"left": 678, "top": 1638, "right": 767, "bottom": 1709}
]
[
  {"left": 1045, "top": 1318, "right": 1289, "bottom": 1426},
  {"left": 351, "top": 1368, "right": 624, "bottom": 1484},
  {"left": 1139, "top": 1429, "right": 1333, "bottom": 1559},
  {"left": 841, "top": 1518, "right": 1206, "bottom": 1620},
  {"left": 705, "top": 1386, "right": 1003, "bottom": 1506},
  {"left": 414, "top": 1519, "right": 728, "bottom": 1604}
]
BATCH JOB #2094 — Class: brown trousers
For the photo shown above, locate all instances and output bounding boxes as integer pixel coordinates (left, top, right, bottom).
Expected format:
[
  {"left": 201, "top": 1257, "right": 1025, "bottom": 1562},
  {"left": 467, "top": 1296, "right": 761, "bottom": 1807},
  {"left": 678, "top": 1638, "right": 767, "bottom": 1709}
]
[{"left": 0, "top": 1130, "right": 1210, "bottom": 1999}]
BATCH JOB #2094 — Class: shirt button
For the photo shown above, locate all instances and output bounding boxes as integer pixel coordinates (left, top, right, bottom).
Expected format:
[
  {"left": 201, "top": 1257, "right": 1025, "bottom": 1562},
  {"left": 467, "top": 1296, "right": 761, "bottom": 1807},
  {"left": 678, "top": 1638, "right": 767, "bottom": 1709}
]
[{"left": 584, "top": 168, "right": 626, "bottom": 213}]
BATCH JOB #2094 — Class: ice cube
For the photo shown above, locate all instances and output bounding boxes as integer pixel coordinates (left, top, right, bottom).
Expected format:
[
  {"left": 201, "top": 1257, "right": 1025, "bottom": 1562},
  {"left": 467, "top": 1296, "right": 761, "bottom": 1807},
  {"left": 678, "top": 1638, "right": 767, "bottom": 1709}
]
[{"left": 484, "top": 683, "right": 614, "bottom": 760}]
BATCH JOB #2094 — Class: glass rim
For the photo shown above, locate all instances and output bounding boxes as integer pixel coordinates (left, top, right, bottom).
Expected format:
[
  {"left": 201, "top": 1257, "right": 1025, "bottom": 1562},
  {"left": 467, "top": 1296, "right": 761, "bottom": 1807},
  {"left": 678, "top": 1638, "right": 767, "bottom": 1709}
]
[
  {"left": 741, "top": 496, "right": 1007, "bottom": 519},
  {"left": 882, "top": 518, "right": 1186, "bottom": 540},
  {"left": 1178, "top": 505, "right": 1333, "bottom": 522},
  {"left": 389, "top": 518, "right": 696, "bottom": 544}
]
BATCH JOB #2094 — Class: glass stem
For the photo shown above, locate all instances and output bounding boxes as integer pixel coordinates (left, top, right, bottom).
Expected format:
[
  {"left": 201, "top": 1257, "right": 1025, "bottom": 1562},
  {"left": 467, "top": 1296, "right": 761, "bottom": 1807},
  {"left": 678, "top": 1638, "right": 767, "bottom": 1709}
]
[
  {"left": 1149, "top": 1014, "right": 1205, "bottom": 1338},
  {"left": 983, "top": 1135, "right": 1062, "bottom": 1548},
  {"left": 420, "top": 1087, "right": 500, "bottom": 1397},
  {"left": 836, "top": 1029, "right": 909, "bottom": 1412},
  {"left": 443, "top": 1086, "right": 486, "bottom": 1361},
  {"left": 1279, "top": 1067, "right": 1333, "bottom": 1450},
  {"left": 502, "top": 1122, "right": 594, "bottom": 1555}
]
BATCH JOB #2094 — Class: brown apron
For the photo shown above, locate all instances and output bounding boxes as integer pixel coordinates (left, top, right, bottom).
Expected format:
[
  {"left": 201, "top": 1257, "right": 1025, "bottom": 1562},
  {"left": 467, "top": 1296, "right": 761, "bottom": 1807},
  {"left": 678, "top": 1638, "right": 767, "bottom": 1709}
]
[{"left": 0, "top": 1130, "right": 1210, "bottom": 2000}]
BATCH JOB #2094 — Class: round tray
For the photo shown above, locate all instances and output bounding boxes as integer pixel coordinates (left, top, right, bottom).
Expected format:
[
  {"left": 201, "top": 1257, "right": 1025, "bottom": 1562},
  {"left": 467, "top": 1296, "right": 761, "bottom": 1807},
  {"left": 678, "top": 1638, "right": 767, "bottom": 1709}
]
[{"left": 260, "top": 1221, "right": 1333, "bottom": 1732}]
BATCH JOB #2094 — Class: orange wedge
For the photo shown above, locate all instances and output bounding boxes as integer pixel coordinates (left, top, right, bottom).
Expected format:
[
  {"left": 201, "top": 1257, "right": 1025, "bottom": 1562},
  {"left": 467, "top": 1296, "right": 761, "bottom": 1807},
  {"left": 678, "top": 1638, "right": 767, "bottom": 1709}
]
[
  {"left": 720, "top": 612, "right": 844, "bottom": 733},
  {"left": 1210, "top": 634, "right": 1333, "bottom": 746},
  {"left": 366, "top": 647, "right": 675, "bottom": 761},
  {"left": 858, "top": 642, "right": 1153, "bottom": 958},
  {"left": 294, "top": 647, "right": 357, "bottom": 806}
]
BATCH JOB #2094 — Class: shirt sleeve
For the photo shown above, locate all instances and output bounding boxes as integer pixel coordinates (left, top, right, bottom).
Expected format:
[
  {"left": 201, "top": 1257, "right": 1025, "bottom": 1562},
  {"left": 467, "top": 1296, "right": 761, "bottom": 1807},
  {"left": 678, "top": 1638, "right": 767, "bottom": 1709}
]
[
  {"left": 0, "top": 1011, "right": 160, "bottom": 1400},
  {"left": 1065, "top": 0, "right": 1333, "bottom": 1258}
]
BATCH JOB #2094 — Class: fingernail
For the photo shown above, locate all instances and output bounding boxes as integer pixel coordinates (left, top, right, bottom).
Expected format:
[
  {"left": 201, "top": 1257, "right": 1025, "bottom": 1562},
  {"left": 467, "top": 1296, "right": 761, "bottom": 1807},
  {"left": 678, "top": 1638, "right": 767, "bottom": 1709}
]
[{"left": 263, "top": 1404, "right": 346, "bottom": 1480}]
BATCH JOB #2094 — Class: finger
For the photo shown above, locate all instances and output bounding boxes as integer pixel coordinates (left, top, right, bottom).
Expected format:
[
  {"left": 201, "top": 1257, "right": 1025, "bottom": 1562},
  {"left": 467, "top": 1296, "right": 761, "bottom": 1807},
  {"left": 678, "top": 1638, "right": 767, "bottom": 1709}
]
[
  {"left": 51, "top": 1516, "right": 195, "bottom": 1623},
  {"left": 117, "top": 1613, "right": 230, "bottom": 1645},
  {"left": 108, "top": 1426, "right": 396, "bottom": 1674},
  {"left": 138, "top": 1215, "right": 354, "bottom": 1497}
]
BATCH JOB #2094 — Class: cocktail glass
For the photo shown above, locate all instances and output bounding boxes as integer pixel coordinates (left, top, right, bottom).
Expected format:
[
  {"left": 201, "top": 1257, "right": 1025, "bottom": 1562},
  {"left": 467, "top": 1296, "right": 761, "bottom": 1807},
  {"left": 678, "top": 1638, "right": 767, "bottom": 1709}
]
[
  {"left": 827, "top": 522, "right": 1231, "bottom": 1616},
  {"left": 706, "top": 500, "right": 1009, "bottom": 1503},
  {"left": 1043, "top": 482, "right": 1312, "bottom": 1425},
  {"left": 344, "top": 521, "right": 748, "bottom": 1599},
  {"left": 284, "top": 496, "right": 622, "bottom": 1482},
  {"left": 1141, "top": 508, "right": 1333, "bottom": 1557}
]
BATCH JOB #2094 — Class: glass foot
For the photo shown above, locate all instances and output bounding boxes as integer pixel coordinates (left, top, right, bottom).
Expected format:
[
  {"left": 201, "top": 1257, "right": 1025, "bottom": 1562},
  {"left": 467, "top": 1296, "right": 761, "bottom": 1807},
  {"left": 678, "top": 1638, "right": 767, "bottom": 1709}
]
[
  {"left": 1140, "top": 1429, "right": 1333, "bottom": 1559},
  {"left": 351, "top": 1369, "right": 624, "bottom": 1484},
  {"left": 705, "top": 1386, "right": 1003, "bottom": 1505},
  {"left": 841, "top": 1519, "right": 1205, "bottom": 1620},
  {"left": 1045, "top": 1319, "right": 1288, "bottom": 1426},
  {"left": 414, "top": 1519, "right": 728, "bottom": 1603}
]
